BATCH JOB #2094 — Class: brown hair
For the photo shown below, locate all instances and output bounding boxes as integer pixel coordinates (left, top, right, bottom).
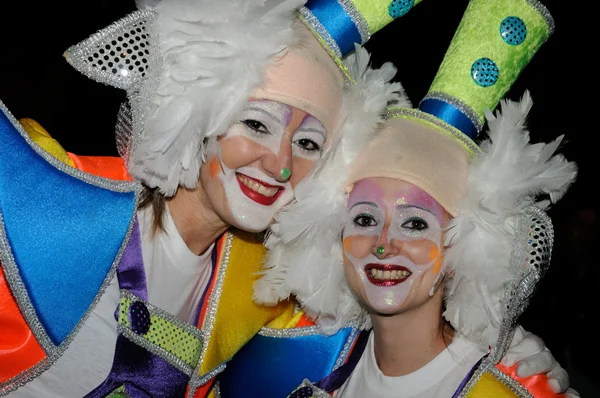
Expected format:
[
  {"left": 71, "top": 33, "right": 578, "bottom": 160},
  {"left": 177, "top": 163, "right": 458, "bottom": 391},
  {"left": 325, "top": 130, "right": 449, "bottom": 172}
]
[{"left": 139, "top": 185, "right": 168, "bottom": 235}]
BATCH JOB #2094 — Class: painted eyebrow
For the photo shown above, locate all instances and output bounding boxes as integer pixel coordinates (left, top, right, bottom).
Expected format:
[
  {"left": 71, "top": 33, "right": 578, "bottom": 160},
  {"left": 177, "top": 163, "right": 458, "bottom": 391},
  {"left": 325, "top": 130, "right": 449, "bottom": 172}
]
[
  {"left": 245, "top": 106, "right": 283, "bottom": 125},
  {"left": 296, "top": 126, "right": 326, "bottom": 139},
  {"left": 396, "top": 203, "right": 436, "bottom": 216},
  {"left": 350, "top": 200, "right": 379, "bottom": 210}
]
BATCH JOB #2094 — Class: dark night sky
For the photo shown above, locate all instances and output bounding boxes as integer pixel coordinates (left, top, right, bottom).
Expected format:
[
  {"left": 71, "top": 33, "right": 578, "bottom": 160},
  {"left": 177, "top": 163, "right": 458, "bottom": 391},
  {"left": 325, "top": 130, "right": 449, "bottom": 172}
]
[{"left": 1, "top": 0, "right": 598, "bottom": 393}]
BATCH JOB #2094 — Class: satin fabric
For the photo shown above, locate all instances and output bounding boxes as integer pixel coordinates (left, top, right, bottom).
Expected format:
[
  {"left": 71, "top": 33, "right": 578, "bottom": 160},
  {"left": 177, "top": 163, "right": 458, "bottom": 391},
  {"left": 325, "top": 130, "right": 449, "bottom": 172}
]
[
  {"left": 85, "top": 335, "right": 189, "bottom": 398},
  {"left": 0, "top": 267, "right": 46, "bottom": 382},
  {"left": 0, "top": 109, "right": 136, "bottom": 345},
  {"left": 305, "top": 0, "right": 362, "bottom": 56},
  {"left": 419, "top": 97, "right": 478, "bottom": 139},
  {"left": 218, "top": 327, "right": 357, "bottom": 397}
]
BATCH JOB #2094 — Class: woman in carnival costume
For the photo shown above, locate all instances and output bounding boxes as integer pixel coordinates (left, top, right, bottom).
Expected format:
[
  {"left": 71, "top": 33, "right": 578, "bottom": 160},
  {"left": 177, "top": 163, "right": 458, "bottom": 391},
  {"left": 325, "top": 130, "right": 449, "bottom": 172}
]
[
  {"left": 0, "top": 0, "right": 573, "bottom": 397},
  {"left": 0, "top": 0, "right": 404, "bottom": 396},
  {"left": 256, "top": 0, "right": 580, "bottom": 396}
]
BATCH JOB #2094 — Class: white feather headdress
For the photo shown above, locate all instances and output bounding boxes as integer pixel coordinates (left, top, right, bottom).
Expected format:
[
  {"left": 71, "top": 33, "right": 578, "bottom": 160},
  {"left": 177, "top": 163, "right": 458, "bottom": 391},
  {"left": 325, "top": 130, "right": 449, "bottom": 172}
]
[
  {"left": 66, "top": 0, "right": 305, "bottom": 195},
  {"left": 443, "top": 91, "right": 577, "bottom": 349}
]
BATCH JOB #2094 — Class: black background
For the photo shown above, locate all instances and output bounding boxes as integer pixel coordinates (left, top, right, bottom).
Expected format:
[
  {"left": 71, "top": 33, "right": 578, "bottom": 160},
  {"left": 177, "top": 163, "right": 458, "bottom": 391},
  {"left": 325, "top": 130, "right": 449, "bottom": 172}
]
[{"left": 0, "top": 0, "right": 597, "bottom": 394}]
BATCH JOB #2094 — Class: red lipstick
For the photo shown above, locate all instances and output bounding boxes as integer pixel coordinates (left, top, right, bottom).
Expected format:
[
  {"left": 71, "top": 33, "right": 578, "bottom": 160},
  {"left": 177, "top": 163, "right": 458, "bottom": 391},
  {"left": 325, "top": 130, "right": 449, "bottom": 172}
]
[
  {"left": 236, "top": 173, "right": 283, "bottom": 206},
  {"left": 364, "top": 263, "right": 412, "bottom": 286}
]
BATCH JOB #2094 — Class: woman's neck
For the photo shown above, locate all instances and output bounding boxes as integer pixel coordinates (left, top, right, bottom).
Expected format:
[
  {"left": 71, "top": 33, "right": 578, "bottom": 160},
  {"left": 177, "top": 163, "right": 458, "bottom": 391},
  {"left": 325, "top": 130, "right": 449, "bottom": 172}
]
[
  {"left": 167, "top": 186, "right": 229, "bottom": 255},
  {"left": 370, "top": 290, "right": 452, "bottom": 377}
]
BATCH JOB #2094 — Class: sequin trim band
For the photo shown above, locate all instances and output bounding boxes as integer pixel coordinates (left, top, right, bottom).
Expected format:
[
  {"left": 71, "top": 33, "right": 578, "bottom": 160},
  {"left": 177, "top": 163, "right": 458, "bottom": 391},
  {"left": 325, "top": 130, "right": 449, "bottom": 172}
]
[
  {"left": 64, "top": 10, "right": 158, "bottom": 91},
  {"left": 526, "top": 0, "right": 555, "bottom": 35},
  {"left": 490, "top": 207, "right": 553, "bottom": 364},
  {"left": 332, "top": 328, "right": 359, "bottom": 371},
  {"left": 0, "top": 101, "right": 140, "bottom": 396},
  {"left": 188, "top": 233, "right": 233, "bottom": 392},
  {"left": 118, "top": 290, "right": 205, "bottom": 375},
  {"left": 299, "top": 7, "right": 343, "bottom": 59},
  {"left": 258, "top": 325, "right": 320, "bottom": 337},
  {"left": 338, "top": 0, "right": 371, "bottom": 44},
  {"left": 386, "top": 107, "right": 482, "bottom": 155}
]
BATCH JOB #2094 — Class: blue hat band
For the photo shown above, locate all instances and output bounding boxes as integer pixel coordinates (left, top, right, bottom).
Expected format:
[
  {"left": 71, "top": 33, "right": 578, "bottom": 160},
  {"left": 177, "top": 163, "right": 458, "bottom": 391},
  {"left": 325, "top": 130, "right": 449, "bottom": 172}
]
[
  {"left": 418, "top": 97, "right": 479, "bottom": 140},
  {"left": 303, "top": 0, "right": 363, "bottom": 58}
]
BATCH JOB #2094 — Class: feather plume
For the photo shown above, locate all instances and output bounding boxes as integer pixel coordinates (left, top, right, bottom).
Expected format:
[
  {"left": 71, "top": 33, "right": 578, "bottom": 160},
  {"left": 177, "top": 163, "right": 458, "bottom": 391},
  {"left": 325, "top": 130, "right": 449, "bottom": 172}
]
[
  {"left": 125, "top": 0, "right": 305, "bottom": 195},
  {"left": 254, "top": 45, "right": 408, "bottom": 334},
  {"left": 443, "top": 91, "right": 577, "bottom": 347}
]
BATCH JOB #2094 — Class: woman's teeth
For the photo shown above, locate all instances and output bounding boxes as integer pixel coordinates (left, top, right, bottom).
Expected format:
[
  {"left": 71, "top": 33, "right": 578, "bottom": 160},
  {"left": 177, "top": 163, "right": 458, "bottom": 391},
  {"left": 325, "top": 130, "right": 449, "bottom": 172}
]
[
  {"left": 369, "top": 269, "right": 411, "bottom": 280},
  {"left": 238, "top": 174, "right": 279, "bottom": 197}
]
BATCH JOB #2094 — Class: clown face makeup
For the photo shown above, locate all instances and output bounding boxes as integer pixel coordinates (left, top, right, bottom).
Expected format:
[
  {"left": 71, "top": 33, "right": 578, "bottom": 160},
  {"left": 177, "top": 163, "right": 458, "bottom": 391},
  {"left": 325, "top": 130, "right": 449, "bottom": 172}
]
[
  {"left": 342, "top": 177, "right": 450, "bottom": 314},
  {"left": 199, "top": 99, "right": 327, "bottom": 232}
]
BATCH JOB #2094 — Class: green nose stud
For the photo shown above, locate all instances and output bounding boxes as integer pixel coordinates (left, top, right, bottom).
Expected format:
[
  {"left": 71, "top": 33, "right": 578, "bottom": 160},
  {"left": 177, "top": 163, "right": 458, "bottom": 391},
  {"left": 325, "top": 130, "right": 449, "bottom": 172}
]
[
  {"left": 280, "top": 167, "right": 291, "bottom": 180},
  {"left": 376, "top": 246, "right": 385, "bottom": 256}
]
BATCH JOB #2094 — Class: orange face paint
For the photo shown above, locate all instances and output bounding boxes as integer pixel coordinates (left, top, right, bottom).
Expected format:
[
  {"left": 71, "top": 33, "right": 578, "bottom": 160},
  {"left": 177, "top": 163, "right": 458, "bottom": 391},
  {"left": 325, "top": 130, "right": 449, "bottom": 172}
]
[
  {"left": 209, "top": 157, "right": 222, "bottom": 179},
  {"left": 429, "top": 246, "right": 443, "bottom": 274},
  {"left": 343, "top": 237, "right": 352, "bottom": 252}
]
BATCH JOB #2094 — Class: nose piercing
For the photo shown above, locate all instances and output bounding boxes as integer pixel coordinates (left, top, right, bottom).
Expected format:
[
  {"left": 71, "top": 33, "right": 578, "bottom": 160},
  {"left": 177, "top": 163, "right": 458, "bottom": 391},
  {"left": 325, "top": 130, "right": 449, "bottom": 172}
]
[
  {"left": 280, "top": 167, "right": 291, "bottom": 180},
  {"left": 376, "top": 246, "right": 385, "bottom": 256}
]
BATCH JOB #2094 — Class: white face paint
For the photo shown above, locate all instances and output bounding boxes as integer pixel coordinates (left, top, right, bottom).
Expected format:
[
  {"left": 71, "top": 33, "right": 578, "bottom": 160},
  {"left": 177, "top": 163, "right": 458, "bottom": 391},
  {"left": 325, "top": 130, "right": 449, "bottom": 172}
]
[
  {"left": 219, "top": 163, "right": 293, "bottom": 232},
  {"left": 203, "top": 100, "right": 326, "bottom": 232},
  {"left": 343, "top": 178, "right": 446, "bottom": 313}
]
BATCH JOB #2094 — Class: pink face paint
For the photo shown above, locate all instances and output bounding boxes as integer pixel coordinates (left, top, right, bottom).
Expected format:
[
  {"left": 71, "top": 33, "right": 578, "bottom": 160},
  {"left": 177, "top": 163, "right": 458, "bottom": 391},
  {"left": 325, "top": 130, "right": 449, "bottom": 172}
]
[{"left": 343, "top": 178, "right": 445, "bottom": 313}]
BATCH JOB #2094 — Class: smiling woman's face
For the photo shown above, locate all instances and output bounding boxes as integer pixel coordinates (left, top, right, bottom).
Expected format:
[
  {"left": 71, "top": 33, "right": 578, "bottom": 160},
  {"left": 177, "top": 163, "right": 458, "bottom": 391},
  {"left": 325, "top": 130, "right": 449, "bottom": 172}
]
[
  {"left": 199, "top": 99, "right": 327, "bottom": 232},
  {"left": 342, "top": 177, "right": 451, "bottom": 315}
]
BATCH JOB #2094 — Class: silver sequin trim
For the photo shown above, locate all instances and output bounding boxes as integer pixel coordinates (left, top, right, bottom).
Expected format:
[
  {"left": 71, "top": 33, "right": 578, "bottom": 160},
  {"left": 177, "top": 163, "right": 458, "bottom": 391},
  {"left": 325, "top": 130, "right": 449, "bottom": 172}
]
[
  {"left": 295, "top": 379, "right": 331, "bottom": 398},
  {"left": 299, "top": 7, "right": 343, "bottom": 59},
  {"left": 332, "top": 328, "right": 359, "bottom": 371},
  {"left": 386, "top": 107, "right": 482, "bottom": 155},
  {"left": 188, "top": 364, "right": 227, "bottom": 397},
  {"left": 258, "top": 325, "right": 320, "bottom": 337},
  {"left": 490, "top": 206, "right": 553, "bottom": 364},
  {"left": 119, "top": 290, "right": 204, "bottom": 376},
  {"left": 338, "top": 0, "right": 371, "bottom": 44},
  {"left": 187, "top": 233, "right": 233, "bottom": 392},
  {"left": 526, "top": 0, "right": 555, "bottom": 36},
  {"left": 64, "top": 10, "right": 158, "bottom": 91},
  {"left": 420, "top": 91, "right": 484, "bottom": 134},
  {"left": 213, "top": 380, "right": 221, "bottom": 398},
  {"left": 0, "top": 102, "right": 140, "bottom": 396},
  {"left": 64, "top": 10, "right": 162, "bottom": 167}
]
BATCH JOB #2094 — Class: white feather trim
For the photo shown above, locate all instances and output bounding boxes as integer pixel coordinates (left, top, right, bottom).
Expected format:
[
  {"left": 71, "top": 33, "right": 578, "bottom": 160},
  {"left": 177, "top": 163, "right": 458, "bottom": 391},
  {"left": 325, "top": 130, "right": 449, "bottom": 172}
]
[
  {"left": 129, "top": 0, "right": 305, "bottom": 195},
  {"left": 254, "top": 45, "right": 408, "bottom": 334},
  {"left": 443, "top": 91, "right": 577, "bottom": 348}
]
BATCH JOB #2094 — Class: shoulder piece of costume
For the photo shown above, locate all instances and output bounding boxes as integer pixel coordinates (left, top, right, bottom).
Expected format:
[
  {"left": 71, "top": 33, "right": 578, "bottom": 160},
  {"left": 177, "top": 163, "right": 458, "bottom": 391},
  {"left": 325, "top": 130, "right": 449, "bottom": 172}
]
[
  {"left": 259, "top": 0, "right": 576, "bottom": 362},
  {"left": 184, "top": 228, "right": 295, "bottom": 396},
  {"left": 216, "top": 319, "right": 362, "bottom": 397},
  {"left": 0, "top": 101, "right": 141, "bottom": 393}
]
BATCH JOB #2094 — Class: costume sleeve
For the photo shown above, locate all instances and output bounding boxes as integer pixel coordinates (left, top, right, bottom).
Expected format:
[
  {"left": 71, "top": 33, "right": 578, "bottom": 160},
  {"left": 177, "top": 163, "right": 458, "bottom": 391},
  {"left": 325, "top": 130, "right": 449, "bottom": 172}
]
[{"left": 496, "top": 363, "right": 567, "bottom": 397}]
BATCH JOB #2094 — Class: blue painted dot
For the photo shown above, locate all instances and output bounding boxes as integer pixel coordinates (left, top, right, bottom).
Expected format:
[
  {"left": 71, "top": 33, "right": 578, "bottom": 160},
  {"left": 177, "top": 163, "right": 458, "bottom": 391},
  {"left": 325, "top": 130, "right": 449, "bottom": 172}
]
[
  {"left": 471, "top": 58, "right": 499, "bottom": 87},
  {"left": 500, "top": 16, "right": 527, "bottom": 45},
  {"left": 290, "top": 386, "right": 314, "bottom": 398},
  {"left": 388, "top": 0, "right": 415, "bottom": 18},
  {"left": 129, "top": 301, "right": 151, "bottom": 335}
]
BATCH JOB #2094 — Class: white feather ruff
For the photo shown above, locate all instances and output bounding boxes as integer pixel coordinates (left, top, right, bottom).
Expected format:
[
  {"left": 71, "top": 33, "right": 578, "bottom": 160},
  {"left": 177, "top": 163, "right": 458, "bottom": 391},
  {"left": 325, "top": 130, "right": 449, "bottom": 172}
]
[
  {"left": 129, "top": 0, "right": 305, "bottom": 195},
  {"left": 443, "top": 91, "right": 577, "bottom": 348},
  {"left": 253, "top": 45, "right": 409, "bottom": 334}
]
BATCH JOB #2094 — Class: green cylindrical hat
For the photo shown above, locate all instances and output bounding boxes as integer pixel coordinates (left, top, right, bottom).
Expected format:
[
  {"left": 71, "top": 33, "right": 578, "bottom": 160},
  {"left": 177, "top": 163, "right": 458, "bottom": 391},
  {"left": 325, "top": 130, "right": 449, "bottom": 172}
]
[{"left": 413, "top": 0, "right": 553, "bottom": 142}]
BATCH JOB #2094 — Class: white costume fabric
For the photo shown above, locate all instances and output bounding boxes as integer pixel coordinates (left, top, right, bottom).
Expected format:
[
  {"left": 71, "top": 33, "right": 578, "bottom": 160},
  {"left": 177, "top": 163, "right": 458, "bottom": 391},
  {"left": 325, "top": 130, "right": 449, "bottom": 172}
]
[{"left": 336, "top": 334, "right": 485, "bottom": 398}]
